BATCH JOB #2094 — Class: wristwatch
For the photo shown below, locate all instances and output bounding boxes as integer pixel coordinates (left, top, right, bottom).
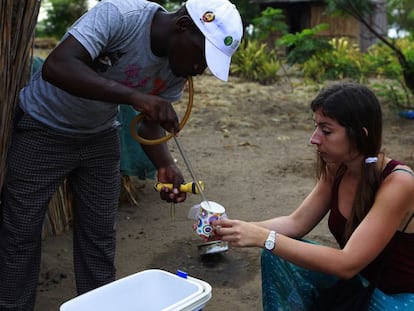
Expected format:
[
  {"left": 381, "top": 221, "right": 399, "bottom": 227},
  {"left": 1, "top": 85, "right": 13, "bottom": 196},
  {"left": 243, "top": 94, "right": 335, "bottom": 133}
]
[{"left": 264, "top": 230, "right": 276, "bottom": 251}]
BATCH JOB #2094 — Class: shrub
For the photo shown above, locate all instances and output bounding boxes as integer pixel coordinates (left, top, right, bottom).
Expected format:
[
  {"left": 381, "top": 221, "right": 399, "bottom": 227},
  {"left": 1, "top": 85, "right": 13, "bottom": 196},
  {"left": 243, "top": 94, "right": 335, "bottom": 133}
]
[
  {"left": 277, "top": 24, "right": 332, "bottom": 65},
  {"left": 302, "top": 37, "right": 368, "bottom": 82},
  {"left": 365, "top": 38, "right": 414, "bottom": 109},
  {"left": 364, "top": 41, "right": 403, "bottom": 79},
  {"left": 250, "top": 7, "right": 288, "bottom": 43},
  {"left": 231, "top": 39, "right": 281, "bottom": 84}
]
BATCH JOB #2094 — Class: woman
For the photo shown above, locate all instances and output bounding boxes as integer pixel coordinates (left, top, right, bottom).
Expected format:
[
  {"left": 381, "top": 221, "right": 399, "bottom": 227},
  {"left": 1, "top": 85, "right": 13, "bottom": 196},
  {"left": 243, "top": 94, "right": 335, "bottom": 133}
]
[{"left": 213, "top": 83, "right": 414, "bottom": 310}]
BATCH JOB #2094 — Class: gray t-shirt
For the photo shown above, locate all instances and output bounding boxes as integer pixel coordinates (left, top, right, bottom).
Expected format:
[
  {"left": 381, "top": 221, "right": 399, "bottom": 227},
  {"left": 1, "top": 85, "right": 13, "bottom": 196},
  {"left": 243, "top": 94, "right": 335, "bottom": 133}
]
[{"left": 19, "top": 0, "right": 185, "bottom": 134}]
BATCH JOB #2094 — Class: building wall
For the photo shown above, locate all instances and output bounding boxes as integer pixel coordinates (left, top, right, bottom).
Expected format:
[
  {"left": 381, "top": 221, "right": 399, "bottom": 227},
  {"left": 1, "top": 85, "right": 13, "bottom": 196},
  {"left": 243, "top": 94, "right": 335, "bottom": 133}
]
[
  {"left": 256, "top": 1, "right": 387, "bottom": 51},
  {"left": 359, "top": 0, "right": 387, "bottom": 52},
  {"left": 310, "top": 3, "right": 360, "bottom": 45}
]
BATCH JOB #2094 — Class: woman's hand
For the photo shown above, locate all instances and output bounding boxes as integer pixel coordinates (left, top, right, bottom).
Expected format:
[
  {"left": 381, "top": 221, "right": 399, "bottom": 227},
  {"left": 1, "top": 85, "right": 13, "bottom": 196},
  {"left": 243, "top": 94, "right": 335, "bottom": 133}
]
[{"left": 212, "top": 218, "right": 269, "bottom": 248}]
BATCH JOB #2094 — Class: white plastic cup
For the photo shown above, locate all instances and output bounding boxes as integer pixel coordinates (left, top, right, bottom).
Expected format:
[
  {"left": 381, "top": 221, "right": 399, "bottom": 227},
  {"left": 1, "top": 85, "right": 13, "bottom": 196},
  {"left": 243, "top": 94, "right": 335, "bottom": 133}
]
[{"left": 192, "top": 201, "right": 225, "bottom": 240}]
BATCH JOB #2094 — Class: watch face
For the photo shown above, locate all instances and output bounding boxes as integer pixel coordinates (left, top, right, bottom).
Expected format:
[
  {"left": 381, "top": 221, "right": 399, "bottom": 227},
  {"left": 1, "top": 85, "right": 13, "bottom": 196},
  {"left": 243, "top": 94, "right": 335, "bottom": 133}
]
[{"left": 265, "top": 240, "right": 274, "bottom": 250}]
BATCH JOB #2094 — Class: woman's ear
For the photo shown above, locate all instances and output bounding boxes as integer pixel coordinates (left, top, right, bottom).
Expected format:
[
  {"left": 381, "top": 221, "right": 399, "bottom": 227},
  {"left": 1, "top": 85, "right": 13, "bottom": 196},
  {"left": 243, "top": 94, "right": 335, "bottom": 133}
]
[{"left": 362, "top": 127, "right": 368, "bottom": 137}]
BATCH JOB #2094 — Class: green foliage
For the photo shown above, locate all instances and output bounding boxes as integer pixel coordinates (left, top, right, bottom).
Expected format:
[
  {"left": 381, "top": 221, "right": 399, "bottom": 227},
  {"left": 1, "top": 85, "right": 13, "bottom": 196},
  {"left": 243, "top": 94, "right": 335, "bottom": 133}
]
[
  {"left": 277, "top": 24, "right": 332, "bottom": 65},
  {"left": 302, "top": 36, "right": 414, "bottom": 84},
  {"left": 161, "top": 0, "right": 181, "bottom": 11},
  {"left": 365, "top": 38, "right": 414, "bottom": 79},
  {"left": 325, "top": 0, "right": 414, "bottom": 97},
  {"left": 371, "top": 80, "right": 414, "bottom": 111},
  {"left": 300, "top": 34, "right": 414, "bottom": 81},
  {"left": 364, "top": 41, "right": 403, "bottom": 79},
  {"left": 231, "top": 40, "right": 280, "bottom": 84},
  {"left": 367, "top": 38, "right": 414, "bottom": 109},
  {"left": 302, "top": 37, "right": 367, "bottom": 82},
  {"left": 222, "top": 6, "right": 287, "bottom": 84},
  {"left": 405, "top": 49, "right": 414, "bottom": 70},
  {"left": 387, "top": 0, "right": 414, "bottom": 36},
  {"left": 250, "top": 7, "right": 288, "bottom": 42},
  {"left": 36, "top": 0, "right": 88, "bottom": 39},
  {"left": 301, "top": 35, "right": 414, "bottom": 108}
]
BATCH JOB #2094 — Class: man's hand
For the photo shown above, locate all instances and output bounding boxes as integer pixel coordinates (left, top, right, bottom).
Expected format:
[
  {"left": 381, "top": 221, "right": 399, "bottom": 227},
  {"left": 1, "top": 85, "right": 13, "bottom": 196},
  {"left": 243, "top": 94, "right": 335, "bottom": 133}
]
[
  {"left": 157, "top": 164, "right": 187, "bottom": 203},
  {"left": 129, "top": 93, "right": 180, "bottom": 134}
]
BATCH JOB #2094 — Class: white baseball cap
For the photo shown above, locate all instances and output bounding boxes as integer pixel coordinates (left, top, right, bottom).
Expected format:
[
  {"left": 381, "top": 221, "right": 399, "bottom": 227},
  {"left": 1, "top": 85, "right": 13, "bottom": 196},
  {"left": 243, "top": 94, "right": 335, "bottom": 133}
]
[{"left": 186, "top": 0, "right": 243, "bottom": 81}]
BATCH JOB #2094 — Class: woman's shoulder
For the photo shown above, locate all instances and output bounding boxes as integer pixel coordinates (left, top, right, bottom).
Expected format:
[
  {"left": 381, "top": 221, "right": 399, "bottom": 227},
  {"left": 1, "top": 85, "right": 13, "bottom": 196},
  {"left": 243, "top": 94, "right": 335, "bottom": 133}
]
[
  {"left": 376, "top": 159, "right": 414, "bottom": 232},
  {"left": 383, "top": 158, "right": 414, "bottom": 179},
  {"left": 379, "top": 158, "right": 414, "bottom": 208}
]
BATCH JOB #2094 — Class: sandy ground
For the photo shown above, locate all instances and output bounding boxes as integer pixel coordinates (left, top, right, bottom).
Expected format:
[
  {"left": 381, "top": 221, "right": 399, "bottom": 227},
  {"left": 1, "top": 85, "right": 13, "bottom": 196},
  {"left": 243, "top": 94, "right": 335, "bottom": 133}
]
[{"left": 35, "top": 73, "right": 414, "bottom": 310}]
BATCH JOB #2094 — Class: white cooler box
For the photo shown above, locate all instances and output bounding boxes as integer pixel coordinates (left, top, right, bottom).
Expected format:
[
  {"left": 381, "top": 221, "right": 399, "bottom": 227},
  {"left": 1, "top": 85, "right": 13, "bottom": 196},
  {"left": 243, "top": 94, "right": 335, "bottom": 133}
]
[{"left": 60, "top": 269, "right": 212, "bottom": 311}]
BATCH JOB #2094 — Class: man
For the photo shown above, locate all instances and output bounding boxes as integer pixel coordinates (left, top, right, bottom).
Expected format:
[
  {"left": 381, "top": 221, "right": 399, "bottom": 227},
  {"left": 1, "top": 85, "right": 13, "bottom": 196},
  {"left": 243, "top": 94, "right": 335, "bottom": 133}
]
[{"left": 0, "top": 0, "right": 243, "bottom": 309}]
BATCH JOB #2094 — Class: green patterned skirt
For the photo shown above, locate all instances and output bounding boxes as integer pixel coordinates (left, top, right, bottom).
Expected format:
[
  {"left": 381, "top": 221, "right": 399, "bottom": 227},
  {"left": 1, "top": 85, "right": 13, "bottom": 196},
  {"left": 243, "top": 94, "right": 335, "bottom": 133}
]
[{"left": 261, "top": 244, "right": 414, "bottom": 311}]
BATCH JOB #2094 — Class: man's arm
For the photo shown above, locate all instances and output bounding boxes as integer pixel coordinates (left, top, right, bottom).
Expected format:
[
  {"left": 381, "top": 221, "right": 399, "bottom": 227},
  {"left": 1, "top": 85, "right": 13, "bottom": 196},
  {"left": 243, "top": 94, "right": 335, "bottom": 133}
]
[{"left": 42, "top": 35, "right": 179, "bottom": 134}]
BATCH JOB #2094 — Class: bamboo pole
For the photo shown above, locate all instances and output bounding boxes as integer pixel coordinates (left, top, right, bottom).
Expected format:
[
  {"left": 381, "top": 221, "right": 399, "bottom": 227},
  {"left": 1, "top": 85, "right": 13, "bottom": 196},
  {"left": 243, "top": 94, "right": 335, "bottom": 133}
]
[{"left": 0, "top": 0, "right": 40, "bottom": 189}]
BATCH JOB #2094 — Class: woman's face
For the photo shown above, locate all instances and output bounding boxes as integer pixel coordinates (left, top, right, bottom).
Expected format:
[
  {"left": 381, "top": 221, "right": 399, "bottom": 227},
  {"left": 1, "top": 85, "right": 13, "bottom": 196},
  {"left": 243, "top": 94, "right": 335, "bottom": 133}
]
[{"left": 310, "top": 109, "right": 360, "bottom": 164}]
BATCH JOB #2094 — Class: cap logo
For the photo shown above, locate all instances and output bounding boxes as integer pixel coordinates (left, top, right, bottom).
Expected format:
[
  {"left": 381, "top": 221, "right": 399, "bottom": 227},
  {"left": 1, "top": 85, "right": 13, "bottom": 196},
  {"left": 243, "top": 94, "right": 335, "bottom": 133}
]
[
  {"left": 202, "top": 11, "right": 215, "bottom": 23},
  {"left": 224, "top": 36, "right": 233, "bottom": 46}
]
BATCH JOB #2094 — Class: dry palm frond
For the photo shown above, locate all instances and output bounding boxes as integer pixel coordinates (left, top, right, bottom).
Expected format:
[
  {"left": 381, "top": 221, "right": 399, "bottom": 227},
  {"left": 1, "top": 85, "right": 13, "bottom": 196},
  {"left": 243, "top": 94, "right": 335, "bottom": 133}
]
[
  {"left": 120, "top": 175, "right": 142, "bottom": 207},
  {"left": 42, "top": 180, "right": 73, "bottom": 238}
]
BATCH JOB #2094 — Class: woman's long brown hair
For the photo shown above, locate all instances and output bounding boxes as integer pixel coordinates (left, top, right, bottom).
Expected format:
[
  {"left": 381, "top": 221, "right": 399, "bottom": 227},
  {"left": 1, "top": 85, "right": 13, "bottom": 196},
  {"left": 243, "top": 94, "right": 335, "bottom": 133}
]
[{"left": 311, "top": 83, "right": 383, "bottom": 240}]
